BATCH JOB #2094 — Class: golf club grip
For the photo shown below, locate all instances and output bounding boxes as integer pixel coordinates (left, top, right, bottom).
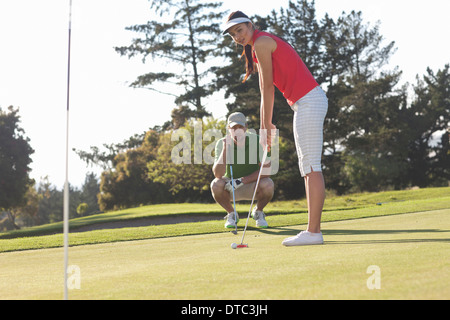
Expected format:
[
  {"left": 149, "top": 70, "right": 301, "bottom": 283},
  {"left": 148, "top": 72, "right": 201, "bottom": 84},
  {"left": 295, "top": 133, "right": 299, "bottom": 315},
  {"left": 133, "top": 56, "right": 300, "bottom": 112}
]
[
  {"left": 230, "top": 165, "right": 239, "bottom": 234},
  {"left": 230, "top": 166, "right": 237, "bottom": 214}
]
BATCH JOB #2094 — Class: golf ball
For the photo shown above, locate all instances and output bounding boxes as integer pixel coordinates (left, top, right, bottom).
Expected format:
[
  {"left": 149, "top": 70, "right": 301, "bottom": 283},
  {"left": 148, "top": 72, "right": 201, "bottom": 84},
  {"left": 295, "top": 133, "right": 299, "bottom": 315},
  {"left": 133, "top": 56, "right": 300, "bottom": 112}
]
[{"left": 231, "top": 243, "right": 237, "bottom": 249}]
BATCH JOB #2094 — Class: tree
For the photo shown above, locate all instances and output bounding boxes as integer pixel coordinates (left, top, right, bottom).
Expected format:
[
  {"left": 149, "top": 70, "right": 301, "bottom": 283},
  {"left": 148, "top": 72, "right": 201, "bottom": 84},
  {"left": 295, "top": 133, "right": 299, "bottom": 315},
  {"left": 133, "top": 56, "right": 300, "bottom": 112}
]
[
  {"left": 147, "top": 117, "right": 221, "bottom": 202},
  {"left": 76, "top": 203, "right": 88, "bottom": 216},
  {"left": 35, "top": 177, "right": 81, "bottom": 225},
  {"left": 321, "top": 11, "right": 402, "bottom": 192},
  {"left": 98, "top": 130, "right": 168, "bottom": 211},
  {"left": 337, "top": 11, "right": 396, "bottom": 80},
  {"left": 8, "top": 183, "right": 42, "bottom": 229},
  {"left": 115, "top": 0, "right": 225, "bottom": 119},
  {"left": 0, "top": 106, "right": 34, "bottom": 211},
  {"left": 405, "top": 65, "right": 450, "bottom": 187},
  {"left": 79, "top": 173, "right": 100, "bottom": 215},
  {"left": 74, "top": 133, "right": 146, "bottom": 170}
]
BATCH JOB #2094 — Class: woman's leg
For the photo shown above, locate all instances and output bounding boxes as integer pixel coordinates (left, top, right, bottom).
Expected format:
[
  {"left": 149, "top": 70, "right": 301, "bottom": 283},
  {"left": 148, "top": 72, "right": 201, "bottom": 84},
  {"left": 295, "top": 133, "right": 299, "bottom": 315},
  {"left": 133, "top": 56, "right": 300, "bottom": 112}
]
[
  {"left": 282, "top": 87, "right": 328, "bottom": 246},
  {"left": 305, "top": 170, "right": 325, "bottom": 233}
]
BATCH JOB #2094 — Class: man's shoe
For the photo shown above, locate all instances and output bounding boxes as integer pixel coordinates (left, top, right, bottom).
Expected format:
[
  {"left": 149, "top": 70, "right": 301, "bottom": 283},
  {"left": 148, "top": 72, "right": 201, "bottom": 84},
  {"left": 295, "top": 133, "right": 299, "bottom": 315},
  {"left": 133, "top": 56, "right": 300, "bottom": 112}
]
[
  {"left": 251, "top": 207, "right": 268, "bottom": 229},
  {"left": 224, "top": 211, "right": 239, "bottom": 229}
]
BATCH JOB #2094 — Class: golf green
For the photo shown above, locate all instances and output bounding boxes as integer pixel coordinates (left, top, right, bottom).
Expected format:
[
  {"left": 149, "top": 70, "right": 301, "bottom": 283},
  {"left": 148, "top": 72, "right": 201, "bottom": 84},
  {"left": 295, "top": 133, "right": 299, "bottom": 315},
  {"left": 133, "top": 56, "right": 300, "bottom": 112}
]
[{"left": 1, "top": 209, "right": 448, "bottom": 300}]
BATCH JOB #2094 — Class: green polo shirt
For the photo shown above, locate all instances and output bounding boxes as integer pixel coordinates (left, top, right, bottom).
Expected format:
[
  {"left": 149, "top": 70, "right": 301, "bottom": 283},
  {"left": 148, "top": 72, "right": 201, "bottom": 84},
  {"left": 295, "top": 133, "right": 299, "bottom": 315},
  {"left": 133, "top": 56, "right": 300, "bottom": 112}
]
[{"left": 214, "top": 132, "right": 268, "bottom": 179}]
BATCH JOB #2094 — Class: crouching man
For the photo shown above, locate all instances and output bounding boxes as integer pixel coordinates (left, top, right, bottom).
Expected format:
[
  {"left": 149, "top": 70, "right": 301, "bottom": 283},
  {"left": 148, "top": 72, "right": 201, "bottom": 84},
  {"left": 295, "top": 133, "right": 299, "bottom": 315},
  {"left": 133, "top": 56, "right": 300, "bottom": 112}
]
[{"left": 210, "top": 112, "right": 274, "bottom": 229}]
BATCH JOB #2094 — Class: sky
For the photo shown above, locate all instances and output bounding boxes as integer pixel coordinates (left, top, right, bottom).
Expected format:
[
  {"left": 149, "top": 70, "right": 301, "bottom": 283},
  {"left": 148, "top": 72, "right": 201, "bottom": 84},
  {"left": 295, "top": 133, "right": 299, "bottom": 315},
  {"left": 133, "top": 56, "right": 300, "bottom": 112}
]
[{"left": 0, "top": 0, "right": 449, "bottom": 189}]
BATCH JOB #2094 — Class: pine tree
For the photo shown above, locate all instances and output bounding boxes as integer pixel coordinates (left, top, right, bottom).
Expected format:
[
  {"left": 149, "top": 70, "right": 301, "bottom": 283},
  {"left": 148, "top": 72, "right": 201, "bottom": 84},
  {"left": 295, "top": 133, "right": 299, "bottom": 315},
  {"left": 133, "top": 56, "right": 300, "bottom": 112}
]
[
  {"left": 115, "top": 0, "right": 225, "bottom": 119},
  {"left": 406, "top": 65, "right": 450, "bottom": 187}
]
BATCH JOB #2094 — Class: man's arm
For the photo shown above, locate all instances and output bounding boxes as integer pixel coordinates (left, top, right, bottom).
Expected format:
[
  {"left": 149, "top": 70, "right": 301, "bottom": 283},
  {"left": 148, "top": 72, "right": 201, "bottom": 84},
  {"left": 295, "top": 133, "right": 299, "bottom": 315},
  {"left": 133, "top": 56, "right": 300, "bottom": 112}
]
[
  {"left": 241, "top": 161, "right": 271, "bottom": 184},
  {"left": 212, "top": 144, "right": 227, "bottom": 179}
]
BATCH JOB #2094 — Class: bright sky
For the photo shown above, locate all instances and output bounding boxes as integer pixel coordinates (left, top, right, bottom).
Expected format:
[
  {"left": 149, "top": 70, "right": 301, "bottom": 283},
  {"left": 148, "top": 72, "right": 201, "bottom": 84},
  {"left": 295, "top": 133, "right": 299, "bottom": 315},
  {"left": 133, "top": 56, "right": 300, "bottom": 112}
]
[{"left": 0, "top": 0, "right": 449, "bottom": 188}]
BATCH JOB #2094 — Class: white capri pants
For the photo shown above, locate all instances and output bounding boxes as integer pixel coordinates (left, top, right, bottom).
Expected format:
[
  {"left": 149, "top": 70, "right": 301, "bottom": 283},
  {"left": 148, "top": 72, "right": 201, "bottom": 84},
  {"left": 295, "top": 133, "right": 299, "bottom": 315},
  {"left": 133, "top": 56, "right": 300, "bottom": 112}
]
[{"left": 291, "top": 86, "right": 328, "bottom": 177}]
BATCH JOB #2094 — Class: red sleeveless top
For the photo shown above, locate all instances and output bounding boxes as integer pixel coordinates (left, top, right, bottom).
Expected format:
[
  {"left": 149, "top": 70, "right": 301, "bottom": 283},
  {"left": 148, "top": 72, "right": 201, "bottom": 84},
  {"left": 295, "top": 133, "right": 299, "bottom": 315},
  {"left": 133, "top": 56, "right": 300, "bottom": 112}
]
[{"left": 252, "top": 30, "right": 318, "bottom": 106}]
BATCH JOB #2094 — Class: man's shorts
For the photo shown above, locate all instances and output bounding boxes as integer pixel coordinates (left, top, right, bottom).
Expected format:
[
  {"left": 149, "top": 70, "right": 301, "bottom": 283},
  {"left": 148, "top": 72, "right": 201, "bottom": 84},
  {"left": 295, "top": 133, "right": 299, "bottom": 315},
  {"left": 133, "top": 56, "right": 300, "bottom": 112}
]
[{"left": 223, "top": 177, "right": 274, "bottom": 201}]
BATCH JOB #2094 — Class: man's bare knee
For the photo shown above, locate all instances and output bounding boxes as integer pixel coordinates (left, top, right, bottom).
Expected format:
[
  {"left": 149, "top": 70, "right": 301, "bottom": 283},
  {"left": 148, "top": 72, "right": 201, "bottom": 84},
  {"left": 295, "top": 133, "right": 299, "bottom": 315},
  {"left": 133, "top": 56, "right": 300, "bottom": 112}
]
[
  {"left": 257, "top": 178, "right": 274, "bottom": 199},
  {"left": 211, "top": 178, "right": 226, "bottom": 196}
]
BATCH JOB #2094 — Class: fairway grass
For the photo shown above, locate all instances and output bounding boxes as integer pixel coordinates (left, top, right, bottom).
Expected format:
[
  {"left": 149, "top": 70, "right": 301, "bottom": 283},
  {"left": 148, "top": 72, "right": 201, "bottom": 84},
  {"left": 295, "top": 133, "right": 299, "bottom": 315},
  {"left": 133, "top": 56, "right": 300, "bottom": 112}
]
[
  {"left": 2, "top": 186, "right": 449, "bottom": 243},
  {"left": 1, "top": 209, "right": 448, "bottom": 300},
  {"left": 1, "top": 190, "right": 449, "bottom": 253}
]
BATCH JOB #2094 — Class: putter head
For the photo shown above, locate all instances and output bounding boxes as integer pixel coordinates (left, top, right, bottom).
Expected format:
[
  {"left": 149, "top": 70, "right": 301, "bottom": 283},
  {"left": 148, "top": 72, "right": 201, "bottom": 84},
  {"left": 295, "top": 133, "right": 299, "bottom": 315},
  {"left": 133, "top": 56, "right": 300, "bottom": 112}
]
[{"left": 237, "top": 244, "right": 248, "bottom": 249}]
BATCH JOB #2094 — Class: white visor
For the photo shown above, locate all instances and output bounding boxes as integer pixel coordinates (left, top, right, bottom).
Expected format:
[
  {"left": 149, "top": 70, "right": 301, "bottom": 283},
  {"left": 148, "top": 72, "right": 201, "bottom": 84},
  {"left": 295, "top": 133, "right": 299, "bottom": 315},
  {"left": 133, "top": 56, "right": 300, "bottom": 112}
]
[{"left": 222, "top": 17, "right": 252, "bottom": 35}]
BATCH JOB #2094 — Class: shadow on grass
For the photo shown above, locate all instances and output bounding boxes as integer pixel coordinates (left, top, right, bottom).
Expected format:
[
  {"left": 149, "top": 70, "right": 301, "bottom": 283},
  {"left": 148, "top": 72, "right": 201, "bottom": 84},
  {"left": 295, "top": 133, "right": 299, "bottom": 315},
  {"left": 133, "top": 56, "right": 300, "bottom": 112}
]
[
  {"left": 256, "top": 226, "right": 450, "bottom": 244},
  {"left": 323, "top": 228, "right": 450, "bottom": 245},
  {"left": 324, "top": 238, "right": 450, "bottom": 245}
]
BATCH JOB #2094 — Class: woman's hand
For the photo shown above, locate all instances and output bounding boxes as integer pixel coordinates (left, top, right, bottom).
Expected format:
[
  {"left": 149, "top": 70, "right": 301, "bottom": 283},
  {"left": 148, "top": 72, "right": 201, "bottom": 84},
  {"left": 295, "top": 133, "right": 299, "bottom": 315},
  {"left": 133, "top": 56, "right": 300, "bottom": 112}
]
[{"left": 260, "top": 123, "right": 277, "bottom": 151}]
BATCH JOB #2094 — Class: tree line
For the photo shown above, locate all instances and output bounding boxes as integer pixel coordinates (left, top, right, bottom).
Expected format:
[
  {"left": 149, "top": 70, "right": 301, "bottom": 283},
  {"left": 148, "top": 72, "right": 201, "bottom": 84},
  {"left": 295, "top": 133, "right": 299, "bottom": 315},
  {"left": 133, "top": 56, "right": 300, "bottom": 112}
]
[
  {"left": 1, "top": 0, "right": 448, "bottom": 227},
  {"left": 93, "top": 0, "right": 448, "bottom": 210},
  {"left": 0, "top": 106, "right": 101, "bottom": 230}
]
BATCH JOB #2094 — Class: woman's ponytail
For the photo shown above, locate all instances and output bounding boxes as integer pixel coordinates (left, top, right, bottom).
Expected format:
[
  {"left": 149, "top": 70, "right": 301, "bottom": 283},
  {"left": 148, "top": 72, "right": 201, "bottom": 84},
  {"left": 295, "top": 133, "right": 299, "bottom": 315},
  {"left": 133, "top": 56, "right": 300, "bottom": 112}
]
[{"left": 242, "top": 44, "right": 255, "bottom": 83}]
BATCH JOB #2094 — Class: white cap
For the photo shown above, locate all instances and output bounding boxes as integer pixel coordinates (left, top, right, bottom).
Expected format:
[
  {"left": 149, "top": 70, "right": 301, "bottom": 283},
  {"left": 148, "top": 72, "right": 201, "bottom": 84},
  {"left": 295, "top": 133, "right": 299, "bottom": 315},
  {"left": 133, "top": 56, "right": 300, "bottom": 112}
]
[
  {"left": 222, "top": 17, "right": 252, "bottom": 35},
  {"left": 227, "top": 112, "right": 247, "bottom": 127}
]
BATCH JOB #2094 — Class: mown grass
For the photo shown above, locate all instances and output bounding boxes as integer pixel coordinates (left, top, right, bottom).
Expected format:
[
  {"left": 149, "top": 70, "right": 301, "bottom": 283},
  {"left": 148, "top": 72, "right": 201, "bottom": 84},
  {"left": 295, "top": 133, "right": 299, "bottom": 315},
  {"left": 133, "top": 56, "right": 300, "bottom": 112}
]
[
  {"left": 2, "top": 209, "right": 449, "bottom": 299},
  {"left": 0, "top": 187, "right": 449, "bottom": 253}
]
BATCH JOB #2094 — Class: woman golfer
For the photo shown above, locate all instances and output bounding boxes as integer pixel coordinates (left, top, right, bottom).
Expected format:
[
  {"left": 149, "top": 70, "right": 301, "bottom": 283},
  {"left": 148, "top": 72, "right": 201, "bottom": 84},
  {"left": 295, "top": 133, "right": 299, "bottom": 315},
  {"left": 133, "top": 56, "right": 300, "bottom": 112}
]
[{"left": 222, "top": 11, "right": 328, "bottom": 246}]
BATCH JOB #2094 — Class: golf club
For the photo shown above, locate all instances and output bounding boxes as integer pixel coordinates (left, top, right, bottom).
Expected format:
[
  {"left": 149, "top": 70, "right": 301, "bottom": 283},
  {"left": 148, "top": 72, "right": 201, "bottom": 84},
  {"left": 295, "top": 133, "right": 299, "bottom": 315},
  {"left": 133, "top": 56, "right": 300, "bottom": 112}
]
[
  {"left": 230, "top": 165, "right": 238, "bottom": 235},
  {"left": 238, "top": 147, "right": 268, "bottom": 248}
]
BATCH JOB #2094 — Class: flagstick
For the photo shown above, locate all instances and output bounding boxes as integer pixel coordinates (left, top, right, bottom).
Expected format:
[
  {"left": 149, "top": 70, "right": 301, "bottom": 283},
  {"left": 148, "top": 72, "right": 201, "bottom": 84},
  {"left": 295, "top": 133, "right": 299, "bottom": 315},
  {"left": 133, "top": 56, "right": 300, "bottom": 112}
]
[{"left": 63, "top": 0, "right": 72, "bottom": 301}]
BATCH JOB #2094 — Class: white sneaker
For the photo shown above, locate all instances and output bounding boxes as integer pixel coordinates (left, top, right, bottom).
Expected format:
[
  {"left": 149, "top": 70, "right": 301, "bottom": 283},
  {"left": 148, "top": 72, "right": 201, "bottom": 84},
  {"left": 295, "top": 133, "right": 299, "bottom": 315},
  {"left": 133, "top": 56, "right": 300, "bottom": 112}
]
[
  {"left": 224, "top": 212, "right": 239, "bottom": 229},
  {"left": 251, "top": 207, "right": 268, "bottom": 229},
  {"left": 282, "top": 231, "right": 323, "bottom": 246}
]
